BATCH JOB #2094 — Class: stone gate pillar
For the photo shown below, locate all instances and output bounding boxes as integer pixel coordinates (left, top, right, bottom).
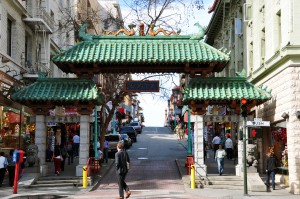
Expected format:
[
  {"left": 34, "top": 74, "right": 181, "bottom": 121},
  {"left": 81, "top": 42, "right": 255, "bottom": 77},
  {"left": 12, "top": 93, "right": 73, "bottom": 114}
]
[
  {"left": 76, "top": 115, "right": 90, "bottom": 176},
  {"left": 35, "top": 115, "right": 48, "bottom": 176},
  {"left": 194, "top": 115, "right": 207, "bottom": 176},
  {"left": 287, "top": 117, "right": 300, "bottom": 194}
]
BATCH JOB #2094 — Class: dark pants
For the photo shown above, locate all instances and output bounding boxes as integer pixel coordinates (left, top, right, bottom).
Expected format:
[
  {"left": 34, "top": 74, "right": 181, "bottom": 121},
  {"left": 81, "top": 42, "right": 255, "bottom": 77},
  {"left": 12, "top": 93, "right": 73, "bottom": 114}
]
[
  {"left": 60, "top": 157, "right": 66, "bottom": 171},
  {"left": 266, "top": 170, "right": 276, "bottom": 189},
  {"left": 103, "top": 148, "right": 108, "bottom": 163},
  {"left": 0, "top": 168, "right": 6, "bottom": 185},
  {"left": 226, "top": 148, "right": 233, "bottom": 159},
  {"left": 7, "top": 166, "right": 15, "bottom": 186},
  {"left": 67, "top": 151, "right": 73, "bottom": 165},
  {"left": 73, "top": 143, "right": 79, "bottom": 157},
  {"left": 116, "top": 173, "right": 129, "bottom": 198}
]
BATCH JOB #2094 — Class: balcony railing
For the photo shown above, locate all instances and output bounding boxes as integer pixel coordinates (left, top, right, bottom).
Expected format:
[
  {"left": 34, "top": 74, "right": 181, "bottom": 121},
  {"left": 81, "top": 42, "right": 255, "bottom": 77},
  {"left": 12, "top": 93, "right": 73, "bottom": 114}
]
[{"left": 25, "top": 6, "right": 54, "bottom": 31}]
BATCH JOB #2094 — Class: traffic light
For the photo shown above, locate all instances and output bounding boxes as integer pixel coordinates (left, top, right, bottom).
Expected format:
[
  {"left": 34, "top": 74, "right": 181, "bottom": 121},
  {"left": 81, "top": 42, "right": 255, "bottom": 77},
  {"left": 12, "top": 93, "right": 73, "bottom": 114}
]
[{"left": 240, "top": 98, "right": 247, "bottom": 117}]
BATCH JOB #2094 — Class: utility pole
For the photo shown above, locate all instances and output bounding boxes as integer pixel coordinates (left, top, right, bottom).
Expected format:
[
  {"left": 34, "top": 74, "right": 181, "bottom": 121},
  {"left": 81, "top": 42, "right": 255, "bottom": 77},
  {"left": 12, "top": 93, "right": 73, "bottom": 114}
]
[{"left": 241, "top": 98, "right": 248, "bottom": 195}]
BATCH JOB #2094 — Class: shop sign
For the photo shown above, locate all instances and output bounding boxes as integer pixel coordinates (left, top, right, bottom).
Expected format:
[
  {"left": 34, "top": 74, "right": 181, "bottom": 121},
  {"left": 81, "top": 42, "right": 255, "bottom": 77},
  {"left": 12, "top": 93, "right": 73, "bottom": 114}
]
[
  {"left": 47, "top": 122, "right": 57, "bottom": 126},
  {"left": 203, "top": 115, "right": 238, "bottom": 122},
  {"left": 46, "top": 116, "right": 80, "bottom": 123}
]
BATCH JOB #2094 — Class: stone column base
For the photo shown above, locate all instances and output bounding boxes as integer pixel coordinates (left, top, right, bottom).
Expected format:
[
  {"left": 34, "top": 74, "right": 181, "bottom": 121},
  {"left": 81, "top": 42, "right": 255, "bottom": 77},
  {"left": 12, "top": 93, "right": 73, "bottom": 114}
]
[
  {"left": 235, "top": 164, "right": 242, "bottom": 176},
  {"left": 40, "top": 165, "right": 48, "bottom": 176},
  {"left": 196, "top": 164, "right": 207, "bottom": 177},
  {"left": 76, "top": 164, "right": 85, "bottom": 176}
]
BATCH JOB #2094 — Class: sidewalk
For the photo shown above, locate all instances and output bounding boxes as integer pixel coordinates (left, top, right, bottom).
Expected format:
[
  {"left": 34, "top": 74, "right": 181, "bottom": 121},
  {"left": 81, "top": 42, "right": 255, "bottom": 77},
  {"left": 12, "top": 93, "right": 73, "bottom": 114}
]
[
  {"left": 176, "top": 138, "right": 298, "bottom": 199},
  {"left": 0, "top": 158, "right": 114, "bottom": 198}
]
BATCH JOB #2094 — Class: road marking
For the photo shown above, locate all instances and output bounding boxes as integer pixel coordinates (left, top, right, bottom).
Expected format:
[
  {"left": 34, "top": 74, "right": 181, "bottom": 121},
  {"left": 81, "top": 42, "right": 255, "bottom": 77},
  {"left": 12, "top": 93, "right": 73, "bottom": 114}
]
[
  {"left": 138, "top": 157, "right": 148, "bottom": 160},
  {"left": 138, "top": 148, "right": 147, "bottom": 150}
]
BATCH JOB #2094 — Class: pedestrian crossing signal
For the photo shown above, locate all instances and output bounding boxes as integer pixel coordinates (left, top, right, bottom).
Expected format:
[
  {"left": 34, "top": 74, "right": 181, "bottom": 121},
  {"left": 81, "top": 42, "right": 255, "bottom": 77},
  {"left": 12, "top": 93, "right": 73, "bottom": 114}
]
[{"left": 240, "top": 98, "right": 247, "bottom": 117}]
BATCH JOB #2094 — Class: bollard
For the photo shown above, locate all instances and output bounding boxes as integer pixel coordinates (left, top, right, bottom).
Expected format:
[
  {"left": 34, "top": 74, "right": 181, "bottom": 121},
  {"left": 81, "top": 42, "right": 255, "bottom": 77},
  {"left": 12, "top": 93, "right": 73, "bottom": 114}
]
[
  {"left": 191, "top": 164, "right": 195, "bottom": 189},
  {"left": 83, "top": 166, "right": 88, "bottom": 188}
]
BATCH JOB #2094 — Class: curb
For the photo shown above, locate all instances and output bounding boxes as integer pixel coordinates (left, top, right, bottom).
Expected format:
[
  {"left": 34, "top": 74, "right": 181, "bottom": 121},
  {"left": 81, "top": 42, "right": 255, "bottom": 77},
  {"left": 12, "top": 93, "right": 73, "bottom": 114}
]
[{"left": 87, "top": 160, "right": 115, "bottom": 192}]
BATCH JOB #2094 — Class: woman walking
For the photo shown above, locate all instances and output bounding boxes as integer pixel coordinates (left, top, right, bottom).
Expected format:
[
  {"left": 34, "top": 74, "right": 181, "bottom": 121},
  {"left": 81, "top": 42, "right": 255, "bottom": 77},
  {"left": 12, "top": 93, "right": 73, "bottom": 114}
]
[
  {"left": 215, "top": 144, "right": 226, "bottom": 175},
  {"left": 53, "top": 145, "right": 62, "bottom": 176}
]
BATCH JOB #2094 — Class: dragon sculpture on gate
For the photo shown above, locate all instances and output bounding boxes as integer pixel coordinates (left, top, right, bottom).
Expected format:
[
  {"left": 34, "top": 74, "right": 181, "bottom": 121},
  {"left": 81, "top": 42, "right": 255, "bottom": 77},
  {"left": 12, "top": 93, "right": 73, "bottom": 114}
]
[
  {"left": 148, "top": 22, "right": 180, "bottom": 36},
  {"left": 106, "top": 24, "right": 136, "bottom": 36}
]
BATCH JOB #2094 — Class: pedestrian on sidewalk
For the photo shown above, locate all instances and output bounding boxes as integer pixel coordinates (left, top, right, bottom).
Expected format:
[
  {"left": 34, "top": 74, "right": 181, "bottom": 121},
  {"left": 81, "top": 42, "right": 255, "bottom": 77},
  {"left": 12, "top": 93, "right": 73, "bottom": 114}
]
[
  {"left": 175, "top": 123, "right": 182, "bottom": 139},
  {"left": 103, "top": 138, "right": 109, "bottom": 163},
  {"left": 66, "top": 141, "right": 73, "bottom": 165},
  {"left": 215, "top": 144, "right": 226, "bottom": 175},
  {"left": 0, "top": 152, "right": 7, "bottom": 187},
  {"left": 7, "top": 149, "right": 16, "bottom": 186},
  {"left": 60, "top": 144, "right": 68, "bottom": 172},
  {"left": 212, "top": 134, "right": 221, "bottom": 158},
  {"left": 73, "top": 131, "right": 80, "bottom": 158},
  {"left": 265, "top": 147, "right": 278, "bottom": 190},
  {"left": 115, "top": 141, "right": 131, "bottom": 199},
  {"left": 53, "top": 145, "right": 62, "bottom": 176},
  {"left": 225, "top": 135, "right": 233, "bottom": 160}
]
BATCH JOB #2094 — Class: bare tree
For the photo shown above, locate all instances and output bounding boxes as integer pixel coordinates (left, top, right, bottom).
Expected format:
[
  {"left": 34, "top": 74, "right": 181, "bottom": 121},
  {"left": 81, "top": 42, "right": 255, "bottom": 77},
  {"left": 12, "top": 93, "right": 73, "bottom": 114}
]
[{"left": 120, "top": 0, "right": 204, "bottom": 32}]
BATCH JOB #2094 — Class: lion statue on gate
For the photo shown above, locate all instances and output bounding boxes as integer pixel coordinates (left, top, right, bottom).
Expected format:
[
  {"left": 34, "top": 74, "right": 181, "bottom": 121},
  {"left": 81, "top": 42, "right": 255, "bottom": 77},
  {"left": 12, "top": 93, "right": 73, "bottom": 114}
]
[{"left": 246, "top": 144, "right": 258, "bottom": 168}]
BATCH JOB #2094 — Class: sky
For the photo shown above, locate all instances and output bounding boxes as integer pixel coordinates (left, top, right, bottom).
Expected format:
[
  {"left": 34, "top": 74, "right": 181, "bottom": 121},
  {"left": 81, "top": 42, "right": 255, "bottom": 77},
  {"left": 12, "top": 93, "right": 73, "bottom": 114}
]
[{"left": 119, "top": 0, "right": 214, "bottom": 126}]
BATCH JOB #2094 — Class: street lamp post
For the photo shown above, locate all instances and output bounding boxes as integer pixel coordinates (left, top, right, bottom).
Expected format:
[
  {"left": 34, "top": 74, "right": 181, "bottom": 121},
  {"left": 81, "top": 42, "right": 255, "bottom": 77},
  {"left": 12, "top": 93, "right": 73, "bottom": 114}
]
[{"left": 186, "top": 106, "right": 194, "bottom": 175}]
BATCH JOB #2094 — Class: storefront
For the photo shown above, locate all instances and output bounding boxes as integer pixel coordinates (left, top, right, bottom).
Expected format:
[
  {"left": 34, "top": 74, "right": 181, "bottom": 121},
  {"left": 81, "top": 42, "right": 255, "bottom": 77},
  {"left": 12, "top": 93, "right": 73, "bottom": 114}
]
[{"left": 0, "top": 106, "right": 34, "bottom": 153}]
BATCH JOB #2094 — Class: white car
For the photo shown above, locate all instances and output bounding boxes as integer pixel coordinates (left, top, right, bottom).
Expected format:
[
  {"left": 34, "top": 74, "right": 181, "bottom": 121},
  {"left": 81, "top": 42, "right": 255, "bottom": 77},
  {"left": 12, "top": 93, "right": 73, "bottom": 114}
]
[{"left": 128, "top": 122, "right": 142, "bottom": 134}]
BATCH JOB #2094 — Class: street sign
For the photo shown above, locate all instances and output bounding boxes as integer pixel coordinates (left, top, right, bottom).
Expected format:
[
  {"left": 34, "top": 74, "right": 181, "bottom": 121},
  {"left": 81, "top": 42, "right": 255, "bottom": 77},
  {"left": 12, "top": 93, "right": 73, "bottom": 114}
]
[
  {"left": 124, "top": 80, "right": 160, "bottom": 92},
  {"left": 247, "top": 120, "right": 270, "bottom": 127}
]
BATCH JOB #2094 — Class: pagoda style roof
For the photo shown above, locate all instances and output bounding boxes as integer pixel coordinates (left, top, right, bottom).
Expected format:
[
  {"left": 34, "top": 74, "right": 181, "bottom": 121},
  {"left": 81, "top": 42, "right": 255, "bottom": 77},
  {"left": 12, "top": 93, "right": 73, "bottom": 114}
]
[
  {"left": 11, "top": 78, "right": 104, "bottom": 114},
  {"left": 51, "top": 23, "right": 230, "bottom": 77},
  {"left": 183, "top": 77, "right": 271, "bottom": 114}
]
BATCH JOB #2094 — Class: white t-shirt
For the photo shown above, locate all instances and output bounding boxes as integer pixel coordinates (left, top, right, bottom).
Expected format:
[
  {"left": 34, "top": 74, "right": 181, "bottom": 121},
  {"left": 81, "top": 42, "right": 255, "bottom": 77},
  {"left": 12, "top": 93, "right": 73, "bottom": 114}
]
[
  {"left": 0, "top": 156, "right": 7, "bottom": 169},
  {"left": 225, "top": 138, "right": 233, "bottom": 149},
  {"left": 216, "top": 149, "right": 226, "bottom": 159},
  {"left": 212, "top": 136, "right": 221, "bottom": 144}
]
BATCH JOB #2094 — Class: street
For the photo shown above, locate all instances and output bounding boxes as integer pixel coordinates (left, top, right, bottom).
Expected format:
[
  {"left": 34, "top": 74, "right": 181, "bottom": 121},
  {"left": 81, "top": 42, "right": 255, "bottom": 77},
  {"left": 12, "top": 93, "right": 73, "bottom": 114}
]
[{"left": 69, "top": 126, "right": 199, "bottom": 199}]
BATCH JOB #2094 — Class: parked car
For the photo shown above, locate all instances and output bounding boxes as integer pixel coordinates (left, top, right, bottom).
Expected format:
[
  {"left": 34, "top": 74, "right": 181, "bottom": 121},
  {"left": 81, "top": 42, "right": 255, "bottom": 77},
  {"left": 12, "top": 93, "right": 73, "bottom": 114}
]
[
  {"left": 105, "top": 134, "right": 121, "bottom": 153},
  {"left": 128, "top": 122, "right": 142, "bottom": 134},
  {"left": 120, "top": 126, "right": 137, "bottom": 142},
  {"left": 120, "top": 134, "right": 132, "bottom": 149}
]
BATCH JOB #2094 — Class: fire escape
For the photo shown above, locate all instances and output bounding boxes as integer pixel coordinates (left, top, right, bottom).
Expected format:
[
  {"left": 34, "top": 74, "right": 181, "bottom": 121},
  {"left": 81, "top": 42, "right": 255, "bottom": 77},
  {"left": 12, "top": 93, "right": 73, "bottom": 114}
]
[{"left": 22, "top": 0, "right": 54, "bottom": 79}]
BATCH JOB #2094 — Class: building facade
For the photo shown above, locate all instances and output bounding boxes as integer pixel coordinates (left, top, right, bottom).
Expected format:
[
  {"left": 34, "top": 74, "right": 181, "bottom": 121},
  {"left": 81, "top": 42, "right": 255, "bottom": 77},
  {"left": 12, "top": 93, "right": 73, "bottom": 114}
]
[
  {"left": 245, "top": 0, "right": 300, "bottom": 194},
  {"left": 0, "top": 0, "right": 127, "bottom": 176},
  {"left": 205, "top": 0, "right": 300, "bottom": 194}
]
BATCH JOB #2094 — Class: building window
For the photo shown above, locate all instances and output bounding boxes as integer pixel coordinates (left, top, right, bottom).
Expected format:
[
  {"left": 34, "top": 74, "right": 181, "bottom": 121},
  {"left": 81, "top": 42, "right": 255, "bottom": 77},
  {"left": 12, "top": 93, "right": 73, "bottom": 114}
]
[
  {"left": 249, "top": 42, "right": 253, "bottom": 75},
  {"left": 276, "top": 11, "right": 281, "bottom": 50},
  {"left": 261, "top": 32, "right": 265, "bottom": 63},
  {"left": 7, "top": 18, "right": 12, "bottom": 56}
]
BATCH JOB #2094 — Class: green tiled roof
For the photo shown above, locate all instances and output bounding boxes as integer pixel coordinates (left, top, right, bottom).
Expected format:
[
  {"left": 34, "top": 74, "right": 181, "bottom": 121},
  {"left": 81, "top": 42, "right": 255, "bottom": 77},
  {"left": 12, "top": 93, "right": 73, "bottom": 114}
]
[
  {"left": 183, "top": 77, "right": 271, "bottom": 104},
  {"left": 11, "top": 78, "right": 104, "bottom": 105},
  {"left": 52, "top": 36, "right": 230, "bottom": 64}
]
